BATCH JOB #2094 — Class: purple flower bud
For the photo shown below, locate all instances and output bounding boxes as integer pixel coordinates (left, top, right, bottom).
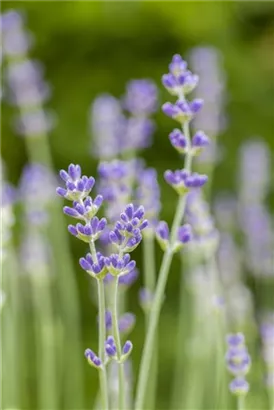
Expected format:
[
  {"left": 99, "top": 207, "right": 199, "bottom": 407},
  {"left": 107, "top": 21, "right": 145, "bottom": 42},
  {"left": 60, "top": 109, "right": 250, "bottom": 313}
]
[
  {"left": 177, "top": 224, "right": 192, "bottom": 243},
  {"left": 156, "top": 221, "right": 169, "bottom": 241},
  {"left": 68, "top": 225, "right": 78, "bottom": 236},
  {"left": 105, "top": 343, "right": 116, "bottom": 357},
  {"left": 119, "top": 313, "right": 136, "bottom": 334},
  {"left": 190, "top": 98, "right": 204, "bottom": 113},
  {"left": 169, "top": 129, "right": 188, "bottom": 153},
  {"left": 123, "top": 340, "right": 133, "bottom": 355},
  {"left": 192, "top": 131, "right": 209, "bottom": 148},
  {"left": 85, "top": 348, "right": 95, "bottom": 360}
]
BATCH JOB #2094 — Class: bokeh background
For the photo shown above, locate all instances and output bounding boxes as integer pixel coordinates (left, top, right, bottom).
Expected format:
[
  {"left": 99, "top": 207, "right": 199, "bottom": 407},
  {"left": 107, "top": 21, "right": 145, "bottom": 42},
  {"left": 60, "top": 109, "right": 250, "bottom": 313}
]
[{"left": 1, "top": 1, "right": 274, "bottom": 410}]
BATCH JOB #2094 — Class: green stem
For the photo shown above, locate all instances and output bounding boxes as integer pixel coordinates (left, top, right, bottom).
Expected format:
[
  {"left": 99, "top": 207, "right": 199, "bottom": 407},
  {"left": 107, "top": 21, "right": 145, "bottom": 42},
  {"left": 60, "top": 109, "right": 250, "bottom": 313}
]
[
  {"left": 97, "top": 279, "right": 109, "bottom": 410},
  {"left": 32, "top": 276, "right": 58, "bottom": 410},
  {"left": 237, "top": 395, "right": 245, "bottom": 410},
  {"left": 143, "top": 235, "right": 157, "bottom": 410},
  {"left": 135, "top": 194, "right": 187, "bottom": 410},
  {"left": 111, "top": 276, "right": 126, "bottom": 410},
  {"left": 89, "top": 241, "right": 109, "bottom": 410},
  {"left": 135, "top": 108, "right": 193, "bottom": 409}
]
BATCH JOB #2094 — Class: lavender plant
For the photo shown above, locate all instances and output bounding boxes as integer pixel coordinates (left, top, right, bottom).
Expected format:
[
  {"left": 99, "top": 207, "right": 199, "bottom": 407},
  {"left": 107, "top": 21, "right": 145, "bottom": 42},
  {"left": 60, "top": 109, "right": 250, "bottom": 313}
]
[{"left": 57, "top": 164, "right": 148, "bottom": 409}]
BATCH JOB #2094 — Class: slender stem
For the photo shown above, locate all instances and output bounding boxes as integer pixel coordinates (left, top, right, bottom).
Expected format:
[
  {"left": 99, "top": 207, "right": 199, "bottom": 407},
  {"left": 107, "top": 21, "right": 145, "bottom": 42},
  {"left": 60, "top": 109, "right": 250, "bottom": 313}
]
[
  {"left": 143, "top": 235, "right": 157, "bottom": 410},
  {"left": 110, "top": 276, "right": 126, "bottom": 410},
  {"left": 237, "top": 395, "right": 245, "bottom": 410},
  {"left": 32, "top": 276, "right": 58, "bottom": 410},
  {"left": 97, "top": 279, "right": 109, "bottom": 410},
  {"left": 135, "top": 193, "right": 188, "bottom": 410},
  {"left": 135, "top": 96, "right": 193, "bottom": 409},
  {"left": 90, "top": 241, "right": 109, "bottom": 410}
]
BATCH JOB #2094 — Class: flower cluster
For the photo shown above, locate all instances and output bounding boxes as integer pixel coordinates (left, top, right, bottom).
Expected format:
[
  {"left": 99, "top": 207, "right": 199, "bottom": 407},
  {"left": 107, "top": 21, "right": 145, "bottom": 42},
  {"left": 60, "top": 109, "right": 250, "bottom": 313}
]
[
  {"left": 105, "top": 336, "right": 133, "bottom": 363},
  {"left": 164, "top": 169, "right": 207, "bottom": 194},
  {"left": 225, "top": 333, "right": 251, "bottom": 396},
  {"left": 2, "top": 11, "right": 55, "bottom": 138},
  {"left": 109, "top": 203, "right": 148, "bottom": 253},
  {"left": 169, "top": 129, "right": 209, "bottom": 156}
]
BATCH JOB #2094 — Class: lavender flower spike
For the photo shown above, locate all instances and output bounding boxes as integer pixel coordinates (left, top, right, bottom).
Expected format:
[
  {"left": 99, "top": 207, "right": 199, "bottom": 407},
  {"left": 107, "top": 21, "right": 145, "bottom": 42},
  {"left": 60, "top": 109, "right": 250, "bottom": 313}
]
[{"left": 229, "top": 378, "right": 249, "bottom": 396}]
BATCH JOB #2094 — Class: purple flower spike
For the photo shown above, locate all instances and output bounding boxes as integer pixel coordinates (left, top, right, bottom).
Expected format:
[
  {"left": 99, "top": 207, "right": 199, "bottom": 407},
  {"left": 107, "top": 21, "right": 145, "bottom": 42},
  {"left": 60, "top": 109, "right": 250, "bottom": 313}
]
[
  {"left": 122, "top": 340, "right": 133, "bottom": 355},
  {"left": 57, "top": 164, "right": 95, "bottom": 201},
  {"left": 229, "top": 378, "right": 249, "bottom": 396},
  {"left": 169, "top": 129, "right": 188, "bottom": 153},
  {"left": 178, "top": 224, "right": 192, "bottom": 244},
  {"left": 119, "top": 313, "right": 136, "bottom": 334}
]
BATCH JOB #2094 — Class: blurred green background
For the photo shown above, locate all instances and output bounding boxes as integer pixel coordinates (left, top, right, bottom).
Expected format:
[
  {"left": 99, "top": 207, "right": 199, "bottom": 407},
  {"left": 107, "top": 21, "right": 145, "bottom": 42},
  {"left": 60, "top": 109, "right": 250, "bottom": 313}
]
[{"left": 1, "top": 1, "right": 274, "bottom": 409}]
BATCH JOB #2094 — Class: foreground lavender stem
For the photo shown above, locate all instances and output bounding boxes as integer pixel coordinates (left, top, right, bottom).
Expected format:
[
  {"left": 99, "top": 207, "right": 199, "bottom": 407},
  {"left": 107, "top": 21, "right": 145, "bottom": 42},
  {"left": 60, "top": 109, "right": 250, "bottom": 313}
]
[
  {"left": 142, "top": 235, "right": 157, "bottom": 410},
  {"left": 135, "top": 195, "right": 188, "bottom": 409},
  {"left": 97, "top": 278, "right": 109, "bottom": 410},
  {"left": 89, "top": 229, "right": 109, "bottom": 410},
  {"left": 111, "top": 276, "right": 126, "bottom": 410}
]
